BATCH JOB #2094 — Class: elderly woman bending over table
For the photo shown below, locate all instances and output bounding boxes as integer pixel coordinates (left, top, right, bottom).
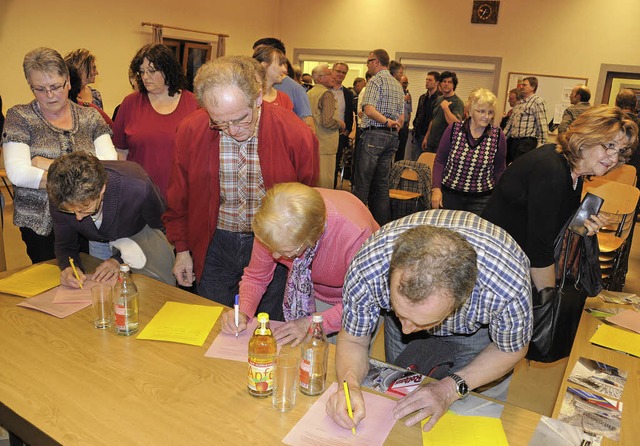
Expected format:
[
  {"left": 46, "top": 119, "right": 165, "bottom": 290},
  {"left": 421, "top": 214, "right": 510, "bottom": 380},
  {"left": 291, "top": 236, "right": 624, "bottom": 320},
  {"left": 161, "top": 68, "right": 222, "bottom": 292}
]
[{"left": 221, "top": 182, "right": 379, "bottom": 346}]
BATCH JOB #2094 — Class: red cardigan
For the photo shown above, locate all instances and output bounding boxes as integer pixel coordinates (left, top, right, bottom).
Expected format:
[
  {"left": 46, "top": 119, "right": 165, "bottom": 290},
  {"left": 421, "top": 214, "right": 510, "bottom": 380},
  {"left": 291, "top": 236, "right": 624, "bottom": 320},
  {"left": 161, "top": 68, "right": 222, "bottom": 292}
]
[{"left": 163, "top": 102, "right": 319, "bottom": 280}]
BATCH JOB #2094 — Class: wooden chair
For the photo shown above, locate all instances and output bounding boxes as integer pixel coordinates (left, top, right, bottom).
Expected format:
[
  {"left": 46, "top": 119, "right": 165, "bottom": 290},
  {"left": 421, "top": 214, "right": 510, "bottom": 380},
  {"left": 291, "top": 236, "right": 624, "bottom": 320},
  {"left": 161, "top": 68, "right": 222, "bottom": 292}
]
[
  {"left": 417, "top": 152, "right": 436, "bottom": 174},
  {"left": 389, "top": 167, "right": 421, "bottom": 202},
  {"left": 583, "top": 177, "right": 640, "bottom": 290},
  {"left": 0, "top": 169, "right": 13, "bottom": 200},
  {"left": 602, "top": 163, "right": 637, "bottom": 186}
]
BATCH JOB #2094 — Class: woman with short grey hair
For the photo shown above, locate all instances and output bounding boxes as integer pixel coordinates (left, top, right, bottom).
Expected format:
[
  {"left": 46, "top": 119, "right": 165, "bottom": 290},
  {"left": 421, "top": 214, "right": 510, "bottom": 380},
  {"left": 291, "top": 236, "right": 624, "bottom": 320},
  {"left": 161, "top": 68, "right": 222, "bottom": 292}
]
[{"left": 2, "top": 47, "right": 117, "bottom": 263}]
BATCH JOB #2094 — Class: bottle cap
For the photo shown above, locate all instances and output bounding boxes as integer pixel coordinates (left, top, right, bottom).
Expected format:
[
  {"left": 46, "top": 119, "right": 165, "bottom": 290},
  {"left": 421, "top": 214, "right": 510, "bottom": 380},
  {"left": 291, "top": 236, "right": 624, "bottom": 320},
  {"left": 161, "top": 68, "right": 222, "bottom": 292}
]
[
  {"left": 257, "top": 312, "right": 269, "bottom": 323},
  {"left": 119, "top": 264, "right": 131, "bottom": 272},
  {"left": 312, "top": 314, "right": 323, "bottom": 323}
]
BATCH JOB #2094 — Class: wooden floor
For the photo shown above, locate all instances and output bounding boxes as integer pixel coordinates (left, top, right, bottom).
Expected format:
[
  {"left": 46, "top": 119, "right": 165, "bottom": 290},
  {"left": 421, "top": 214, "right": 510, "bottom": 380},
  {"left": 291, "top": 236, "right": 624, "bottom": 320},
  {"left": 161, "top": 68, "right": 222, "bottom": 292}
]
[{"left": 1, "top": 184, "right": 638, "bottom": 422}]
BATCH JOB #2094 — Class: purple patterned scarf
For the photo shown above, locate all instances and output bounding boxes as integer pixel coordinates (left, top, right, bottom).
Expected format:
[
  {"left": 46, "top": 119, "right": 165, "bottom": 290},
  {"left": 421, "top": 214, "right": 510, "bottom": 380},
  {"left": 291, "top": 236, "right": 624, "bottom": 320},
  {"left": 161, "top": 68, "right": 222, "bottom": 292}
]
[{"left": 282, "top": 232, "right": 324, "bottom": 321}]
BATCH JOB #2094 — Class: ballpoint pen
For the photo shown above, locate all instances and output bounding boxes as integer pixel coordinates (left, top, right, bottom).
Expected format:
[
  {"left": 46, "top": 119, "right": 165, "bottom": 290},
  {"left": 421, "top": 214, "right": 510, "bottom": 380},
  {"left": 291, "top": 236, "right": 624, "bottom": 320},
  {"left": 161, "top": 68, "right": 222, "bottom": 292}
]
[
  {"left": 68, "top": 257, "right": 83, "bottom": 289},
  {"left": 234, "top": 294, "right": 239, "bottom": 338},
  {"left": 343, "top": 380, "right": 356, "bottom": 436}
]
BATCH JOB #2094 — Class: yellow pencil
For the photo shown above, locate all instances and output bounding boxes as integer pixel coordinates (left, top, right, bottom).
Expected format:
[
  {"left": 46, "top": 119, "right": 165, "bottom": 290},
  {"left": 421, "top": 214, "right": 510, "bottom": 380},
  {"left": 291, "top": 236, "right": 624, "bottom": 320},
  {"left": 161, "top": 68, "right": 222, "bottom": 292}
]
[
  {"left": 68, "top": 257, "right": 83, "bottom": 289},
  {"left": 343, "top": 380, "right": 356, "bottom": 436}
]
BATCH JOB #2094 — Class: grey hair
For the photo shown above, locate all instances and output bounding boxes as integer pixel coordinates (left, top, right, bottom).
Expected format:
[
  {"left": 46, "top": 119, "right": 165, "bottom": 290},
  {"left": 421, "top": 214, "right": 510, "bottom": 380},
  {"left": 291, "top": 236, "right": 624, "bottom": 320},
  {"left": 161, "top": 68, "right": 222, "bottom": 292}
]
[
  {"left": 311, "top": 63, "right": 330, "bottom": 83},
  {"left": 23, "top": 47, "right": 69, "bottom": 83},
  {"left": 194, "top": 56, "right": 264, "bottom": 108}
]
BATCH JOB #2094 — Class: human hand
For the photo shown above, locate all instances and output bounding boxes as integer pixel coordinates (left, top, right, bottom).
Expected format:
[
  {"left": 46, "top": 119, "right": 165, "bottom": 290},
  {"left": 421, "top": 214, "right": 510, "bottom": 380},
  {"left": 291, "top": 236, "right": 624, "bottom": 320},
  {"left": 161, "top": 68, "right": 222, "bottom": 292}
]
[
  {"left": 92, "top": 258, "right": 120, "bottom": 283},
  {"left": 421, "top": 135, "right": 428, "bottom": 150},
  {"left": 273, "top": 317, "right": 312, "bottom": 347},
  {"left": 585, "top": 212, "right": 613, "bottom": 236},
  {"left": 221, "top": 309, "right": 249, "bottom": 335},
  {"left": 431, "top": 188, "right": 443, "bottom": 209},
  {"left": 392, "top": 378, "right": 458, "bottom": 432},
  {"left": 173, "top": 251, "right": 195, "bottom": 286},
  {"left": 325, "top": 382, "right": 366, "bottom": 431},
  {"left": 61, "top": 266, "right": 86, "bottom": 288},
  {"left": 440, "top": 100, "right": 452, "bottom": 110}
]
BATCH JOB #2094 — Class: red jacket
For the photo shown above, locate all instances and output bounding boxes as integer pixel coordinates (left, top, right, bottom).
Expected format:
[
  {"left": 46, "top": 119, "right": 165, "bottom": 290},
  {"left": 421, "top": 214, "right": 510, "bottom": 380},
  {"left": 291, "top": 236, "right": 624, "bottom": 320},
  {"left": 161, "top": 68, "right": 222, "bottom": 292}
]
[{"left": 163, "top": 103, "right": 319, "bottom": 280}]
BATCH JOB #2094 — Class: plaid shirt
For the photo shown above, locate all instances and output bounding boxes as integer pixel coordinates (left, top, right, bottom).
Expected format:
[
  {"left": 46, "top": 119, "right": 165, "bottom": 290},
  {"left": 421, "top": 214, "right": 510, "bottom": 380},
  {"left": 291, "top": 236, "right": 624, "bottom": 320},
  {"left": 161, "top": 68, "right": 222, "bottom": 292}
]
[
  {"left": 360, "top": 69, "right": 404, "bottom": 128},
  {"left": 217, "top": 115, "right": 265, "bottom": 232},
  {"left": 504, "top": 94, "right": 548, "bottom": 146},
  {"left": 341, "top": 210, "right": 533, "bottom": 353}
]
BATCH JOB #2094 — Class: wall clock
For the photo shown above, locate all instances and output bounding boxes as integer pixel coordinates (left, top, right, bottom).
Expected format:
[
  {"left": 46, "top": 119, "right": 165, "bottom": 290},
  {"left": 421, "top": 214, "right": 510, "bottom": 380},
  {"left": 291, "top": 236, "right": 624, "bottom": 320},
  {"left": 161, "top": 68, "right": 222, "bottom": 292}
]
[{"left": 471, "top": 0, "right": 500, "bottom": 25}]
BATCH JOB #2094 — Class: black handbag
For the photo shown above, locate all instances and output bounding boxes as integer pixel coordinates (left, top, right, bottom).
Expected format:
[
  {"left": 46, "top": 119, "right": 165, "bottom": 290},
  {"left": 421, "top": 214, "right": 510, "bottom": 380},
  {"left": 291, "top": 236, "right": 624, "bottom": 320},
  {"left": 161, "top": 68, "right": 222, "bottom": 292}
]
[{"left": 526, "top": 194, "right": 604, "bottom": 362}]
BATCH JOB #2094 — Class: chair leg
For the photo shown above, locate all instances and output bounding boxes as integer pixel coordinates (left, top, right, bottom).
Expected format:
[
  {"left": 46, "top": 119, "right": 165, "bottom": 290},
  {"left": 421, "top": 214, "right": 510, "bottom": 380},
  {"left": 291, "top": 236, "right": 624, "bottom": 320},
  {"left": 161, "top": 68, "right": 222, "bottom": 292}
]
[{"left": 1, "top": 176, "right": 13, "bottom": 200}]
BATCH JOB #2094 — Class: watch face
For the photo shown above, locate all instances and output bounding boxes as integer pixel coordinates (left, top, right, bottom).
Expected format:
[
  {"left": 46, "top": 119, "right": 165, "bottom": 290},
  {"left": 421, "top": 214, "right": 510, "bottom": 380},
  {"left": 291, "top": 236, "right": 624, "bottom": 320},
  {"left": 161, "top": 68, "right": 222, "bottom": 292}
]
[
  {"left": 471, "top": 0, "right": 500, "bottom": 24},
  {"left": 459, "top": 381, "right": 469, "bottom": 396}
]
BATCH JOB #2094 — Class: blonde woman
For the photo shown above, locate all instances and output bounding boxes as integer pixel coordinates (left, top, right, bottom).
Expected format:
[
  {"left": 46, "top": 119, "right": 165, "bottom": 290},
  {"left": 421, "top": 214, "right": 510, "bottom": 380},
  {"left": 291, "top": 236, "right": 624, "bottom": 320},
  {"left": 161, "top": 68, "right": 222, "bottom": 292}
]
[
  {"left": 431, "top": 88, "right": 507, "bottom": 215},
  {"left": 221, "top": 183, "right": 378, "bottom": 346}
]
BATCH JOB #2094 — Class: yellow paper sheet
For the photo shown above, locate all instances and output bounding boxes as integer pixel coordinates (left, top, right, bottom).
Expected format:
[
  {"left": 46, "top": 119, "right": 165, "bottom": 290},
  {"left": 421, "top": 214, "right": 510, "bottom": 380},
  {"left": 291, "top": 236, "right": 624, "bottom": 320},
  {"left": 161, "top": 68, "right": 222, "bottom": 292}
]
[
  {"left": 590, "top": 323, "right": 640, "bottom": 357},
  {"left": 422, "top": 411, "right": 508, "bottom": 446},
  {"left": 136, "top": 301, "right": 222, "bottom": 346},
  {"left": 0, "top": 264, "right": 61, "bottom": 298}
]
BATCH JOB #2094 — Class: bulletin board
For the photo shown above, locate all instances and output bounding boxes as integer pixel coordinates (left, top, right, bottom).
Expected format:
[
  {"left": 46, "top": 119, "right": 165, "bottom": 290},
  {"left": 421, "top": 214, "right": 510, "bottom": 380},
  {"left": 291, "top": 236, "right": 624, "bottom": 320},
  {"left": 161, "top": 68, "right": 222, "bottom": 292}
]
[{"left": 505, "top": 72, "right": 588, "bottom": 125}]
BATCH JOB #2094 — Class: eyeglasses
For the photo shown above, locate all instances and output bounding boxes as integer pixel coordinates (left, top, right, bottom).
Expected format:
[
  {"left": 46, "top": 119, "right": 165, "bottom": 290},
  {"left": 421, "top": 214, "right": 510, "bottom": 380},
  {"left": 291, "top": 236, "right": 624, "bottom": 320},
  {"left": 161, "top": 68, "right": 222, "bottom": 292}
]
[
  {"left": 31, "top": 80, "right": 67, "bottom": 95},
  {"left": 209, "top": 106, "right": 257, "bottom": 132},
  {"left": 59, "top": 197, "right": 102, "bottom": 217},
  {"left": 600, "top": 143, "right": 625, "bottom": 158},
  {"left": 473, "top": 109, "right": 495, "bottom": 116},
  {"left": 333, "top": 69, "right": 348, "bottom": 75},
  {"left": 137, "top": 67, "right": 159, "bottom": 77},
  {"left": 273, "top": 242, "right": 307, "bottom": 259},
  {"left": 366, "top": 58, "right": 377, "bottom": 64}
]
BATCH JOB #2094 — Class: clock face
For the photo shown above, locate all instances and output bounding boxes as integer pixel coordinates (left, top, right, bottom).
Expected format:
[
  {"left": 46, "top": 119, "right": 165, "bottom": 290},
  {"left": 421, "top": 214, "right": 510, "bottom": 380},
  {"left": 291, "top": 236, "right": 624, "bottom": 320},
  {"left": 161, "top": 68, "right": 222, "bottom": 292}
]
[{"left": 471, "top": 0, "right": 499, "bottom": 24}]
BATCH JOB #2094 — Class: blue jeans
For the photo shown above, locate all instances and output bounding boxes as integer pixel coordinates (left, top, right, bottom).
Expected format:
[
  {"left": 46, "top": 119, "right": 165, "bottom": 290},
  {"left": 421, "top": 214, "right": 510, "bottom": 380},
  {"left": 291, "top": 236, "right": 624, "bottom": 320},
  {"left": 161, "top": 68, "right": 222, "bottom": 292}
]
[
  {"left": 198, "top": 229, "right": 287, "bottom": 321},
  {"left": 351, "top": 129, "right": 399, "bottom": 225}
]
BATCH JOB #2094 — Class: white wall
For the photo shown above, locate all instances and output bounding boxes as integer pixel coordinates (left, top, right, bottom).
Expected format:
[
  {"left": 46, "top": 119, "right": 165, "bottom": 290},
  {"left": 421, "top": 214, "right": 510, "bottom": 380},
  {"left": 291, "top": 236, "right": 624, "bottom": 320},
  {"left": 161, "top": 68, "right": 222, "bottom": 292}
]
[{"left": 2, "top": 0, "right": 640, "bottom": 115}]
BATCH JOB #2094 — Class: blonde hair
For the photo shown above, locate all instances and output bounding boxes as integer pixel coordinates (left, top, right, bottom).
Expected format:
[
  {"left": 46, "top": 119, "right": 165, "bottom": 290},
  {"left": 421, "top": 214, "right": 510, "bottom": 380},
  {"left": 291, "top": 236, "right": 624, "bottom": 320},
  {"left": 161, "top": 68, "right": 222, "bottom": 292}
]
[
  {"left": 253, "top": 183, "right": 326, "bottom": 252},
  {"left": 557, "top": 104, "right": 639, "bottom": 168},
  {"left": 467, "top": 88, "right": 497, "bottom": 113}
]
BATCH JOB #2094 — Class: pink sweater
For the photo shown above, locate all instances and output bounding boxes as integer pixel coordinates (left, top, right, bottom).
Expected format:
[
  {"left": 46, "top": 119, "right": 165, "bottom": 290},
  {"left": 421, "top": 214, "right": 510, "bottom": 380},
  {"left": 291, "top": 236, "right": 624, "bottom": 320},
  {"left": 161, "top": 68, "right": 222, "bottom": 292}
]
[{"left": 239, "top": 188, "right": 379, "bottom": 334}]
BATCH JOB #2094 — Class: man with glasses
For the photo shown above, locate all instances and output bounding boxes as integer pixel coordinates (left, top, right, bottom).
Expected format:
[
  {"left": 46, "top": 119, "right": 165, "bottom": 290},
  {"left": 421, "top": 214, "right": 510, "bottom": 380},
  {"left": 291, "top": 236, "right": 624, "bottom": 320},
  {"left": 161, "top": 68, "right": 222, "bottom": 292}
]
[
  {"left": 163, "top": 56, "right": 319, "bottom": 320},
  {"left": 308, "top": 64, "right": 345, "bottom": 189},
  {"left": 352, "top": 48, "right": 405, "bottom": 225},
  {"left": 47, "top": 151, "right": 175, "bottom": 287}
]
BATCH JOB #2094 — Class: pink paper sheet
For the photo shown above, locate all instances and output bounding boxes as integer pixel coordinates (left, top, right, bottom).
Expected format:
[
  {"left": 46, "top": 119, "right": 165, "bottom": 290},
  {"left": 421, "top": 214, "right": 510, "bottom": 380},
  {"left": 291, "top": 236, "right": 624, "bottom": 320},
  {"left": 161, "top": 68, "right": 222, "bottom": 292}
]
[
  {"left": 204, "top": 319, "right": 284, "bottom": 361},
  {"left": 606, "top": 309, "right": 640, "bottom": 333},
  {"left": 17, "top": 287, "right": 91, "bottom": 318},
  {"left": 52, "top": 277, "right": 117, "bottom": 304},
  {"left": 283, "top": 381, "right": 397, "bottom": 446}
]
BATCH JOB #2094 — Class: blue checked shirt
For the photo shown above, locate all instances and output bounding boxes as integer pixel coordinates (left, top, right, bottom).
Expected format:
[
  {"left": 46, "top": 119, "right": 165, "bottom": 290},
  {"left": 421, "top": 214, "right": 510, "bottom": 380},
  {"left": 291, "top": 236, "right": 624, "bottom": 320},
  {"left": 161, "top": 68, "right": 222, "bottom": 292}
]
[
  {"left": 360, "top": 69, "right": 404, "bottom": 128},
  {"left": 341, "top": 210, "right": 533, "bottom": 353}
]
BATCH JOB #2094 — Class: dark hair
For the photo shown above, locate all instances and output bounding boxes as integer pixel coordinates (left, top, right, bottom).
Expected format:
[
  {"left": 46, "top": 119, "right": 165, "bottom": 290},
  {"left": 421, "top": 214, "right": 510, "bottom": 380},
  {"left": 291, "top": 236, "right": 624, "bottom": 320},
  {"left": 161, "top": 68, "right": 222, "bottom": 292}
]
[
  {"left": 47, "top": 152, "right": 107, "bottom": 208},
  {"left": 616, "top": 89, "right": 638, "bottom": 111},
  {"left": 371, "top": 49, "right": 390, "bottom": 67},
  {"left": 64, "top": 49, "right": 96, "bottom": 84},
  {"left": 389, "top": 225, "right": 477, "bottom": 308},
  {"left": 129, "top": 44, "right": 187, "bottom": 96},
  {"left": 509, "top": 88, "right": 524, "bottom": 101},
  {"left": 252, "top": 37, "right": 286, "bottom": 54},
  {"left": 576, "top": 86, "right": 591, "bottom": 102},
  {"left": 285, "top": 58, "right": 295, "bottom": 79},
  {"left": 353, "top": 77, "right": 365, "bottom": 88},
  {"left": 427, "top": 71, "right": 441, "bottom": 82},
  {"left": 66, "top": 64, "right": 82, "bottom": 103},
  {"left": 523, "top": 76, "right": 538, "bottom": 92},
  {"left": 440, "top": 71, "right": 458, "bottom": 90}
]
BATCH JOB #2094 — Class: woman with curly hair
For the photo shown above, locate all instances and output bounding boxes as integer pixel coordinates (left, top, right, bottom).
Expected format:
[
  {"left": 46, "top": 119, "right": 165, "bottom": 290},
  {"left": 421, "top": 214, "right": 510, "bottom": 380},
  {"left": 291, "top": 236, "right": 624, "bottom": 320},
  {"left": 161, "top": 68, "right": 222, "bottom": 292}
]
[{"left": 113, "top": 43, "right": 199, "bottom": 198}]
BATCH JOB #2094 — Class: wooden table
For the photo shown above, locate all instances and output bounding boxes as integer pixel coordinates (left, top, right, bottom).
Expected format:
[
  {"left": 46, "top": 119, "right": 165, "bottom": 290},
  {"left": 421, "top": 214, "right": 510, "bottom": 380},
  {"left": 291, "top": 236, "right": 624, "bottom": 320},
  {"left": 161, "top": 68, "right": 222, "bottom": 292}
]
[
  {"left": 552, "top": 297, "right": 640, "bottom": 445},
  {"left": 0, "top": 262, "right": 541, "bottom": 445}
]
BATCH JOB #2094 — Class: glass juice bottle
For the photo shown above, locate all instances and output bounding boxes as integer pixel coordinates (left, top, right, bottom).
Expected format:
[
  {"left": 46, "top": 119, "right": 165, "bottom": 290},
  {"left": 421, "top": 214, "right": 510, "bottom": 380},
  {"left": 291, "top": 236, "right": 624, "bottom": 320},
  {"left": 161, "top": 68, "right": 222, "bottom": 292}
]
[
  {"left": 299, "top": 313, "right": 329, "bottom": 396},
  {"left": 248, "top": 312, "right": 277, "bottom": 397},
  {"left": 113, "top": 264, "right": 139, "bottom": 336}
]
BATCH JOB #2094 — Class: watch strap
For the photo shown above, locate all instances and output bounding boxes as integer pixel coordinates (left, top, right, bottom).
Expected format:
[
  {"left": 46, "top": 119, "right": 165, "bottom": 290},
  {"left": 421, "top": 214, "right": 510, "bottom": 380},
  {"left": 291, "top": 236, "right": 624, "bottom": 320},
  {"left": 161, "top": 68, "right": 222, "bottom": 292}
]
[{"left": 448, "top": 373, "right": 469, "bottom": 399}]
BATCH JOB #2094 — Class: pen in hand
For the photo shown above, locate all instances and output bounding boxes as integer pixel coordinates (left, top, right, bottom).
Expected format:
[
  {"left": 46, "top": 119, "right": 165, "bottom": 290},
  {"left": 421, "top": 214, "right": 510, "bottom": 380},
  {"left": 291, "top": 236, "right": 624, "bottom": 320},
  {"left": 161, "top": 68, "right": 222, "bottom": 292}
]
[
  {"left": 343, "top": 380, "right": 356, "bottom": 436},
  {"left": 68, "top": 257, "right": 83, "bottom": 289},
  {"left": 234, "top": 294, "right": 240, "bottom": 338}
]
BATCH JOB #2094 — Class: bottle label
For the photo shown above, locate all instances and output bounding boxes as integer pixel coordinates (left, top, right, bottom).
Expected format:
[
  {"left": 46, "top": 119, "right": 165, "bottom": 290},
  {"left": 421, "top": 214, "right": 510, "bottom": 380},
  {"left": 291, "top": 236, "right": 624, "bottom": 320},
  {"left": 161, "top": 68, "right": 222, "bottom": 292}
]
[
  {"left": 248, "top": 358, "right": 274, "bottom": 392},
  {"left": 299, "top": 358, "right": 311, "bottom": 390},
  {"left": 114, "top": 303, "right": 126, "bottom": 329}
]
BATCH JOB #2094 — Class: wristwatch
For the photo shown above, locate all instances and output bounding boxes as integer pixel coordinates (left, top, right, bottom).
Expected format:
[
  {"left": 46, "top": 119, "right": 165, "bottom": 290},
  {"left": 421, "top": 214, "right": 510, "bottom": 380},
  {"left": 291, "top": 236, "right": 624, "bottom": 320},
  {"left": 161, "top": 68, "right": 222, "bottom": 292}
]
[{"left": 448, "top": 373, "right": 469, "bottom": 399}]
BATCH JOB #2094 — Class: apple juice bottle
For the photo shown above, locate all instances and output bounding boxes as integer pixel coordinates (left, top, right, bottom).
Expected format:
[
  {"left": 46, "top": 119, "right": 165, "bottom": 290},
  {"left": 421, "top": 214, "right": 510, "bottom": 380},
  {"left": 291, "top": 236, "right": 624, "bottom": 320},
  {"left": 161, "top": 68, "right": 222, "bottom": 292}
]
[{"left": 248, "top": 312, "right": 277, "bottom": 397}]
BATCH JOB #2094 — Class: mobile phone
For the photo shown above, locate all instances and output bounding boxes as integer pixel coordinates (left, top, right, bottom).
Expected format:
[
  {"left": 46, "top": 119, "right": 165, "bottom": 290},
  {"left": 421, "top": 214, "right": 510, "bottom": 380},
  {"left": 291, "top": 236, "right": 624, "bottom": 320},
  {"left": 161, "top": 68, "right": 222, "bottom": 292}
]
[{"left": 568, "top": 192, "right": 604, "bottom": 236}]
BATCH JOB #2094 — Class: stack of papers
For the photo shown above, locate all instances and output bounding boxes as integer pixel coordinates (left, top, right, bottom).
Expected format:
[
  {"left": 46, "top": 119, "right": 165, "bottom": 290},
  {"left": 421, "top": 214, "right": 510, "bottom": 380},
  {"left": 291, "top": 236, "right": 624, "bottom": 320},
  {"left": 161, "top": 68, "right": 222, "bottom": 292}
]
[
  {"left": 0, "top": 264, "right": 60, "bottom": 297},
  {"left": 421, "top": 411, "right": 508, "bottom": 446}
]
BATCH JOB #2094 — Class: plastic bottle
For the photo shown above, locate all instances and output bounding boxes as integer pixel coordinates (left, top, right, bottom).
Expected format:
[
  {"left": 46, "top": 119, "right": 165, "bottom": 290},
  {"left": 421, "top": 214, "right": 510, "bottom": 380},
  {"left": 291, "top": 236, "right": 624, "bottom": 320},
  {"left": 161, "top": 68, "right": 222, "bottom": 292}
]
[
  {"left": 113, "top": 264, "right": 139, "bottom": 336},
  {"left": 248, "top": 312, "right": 277, "bottom": 397},
  {"left": 299, "top": 314, "right": 329, "bottom": 396}
]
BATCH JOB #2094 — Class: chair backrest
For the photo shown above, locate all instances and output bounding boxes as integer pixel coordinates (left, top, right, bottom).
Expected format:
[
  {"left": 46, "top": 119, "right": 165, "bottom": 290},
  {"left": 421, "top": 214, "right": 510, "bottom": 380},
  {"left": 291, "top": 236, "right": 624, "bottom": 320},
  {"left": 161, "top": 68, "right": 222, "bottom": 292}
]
[
  {"left": 417, "top": 152, "right": 436, "bottom": 174},
  {"left": 400, "top": 168, "right": 419, "bottom": 182},
  {"left": 602, "top": 164, "right": 637, "bottom": 186},
  {"left": 583, "top": 177, "right": 639, "bottom": 215}
]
